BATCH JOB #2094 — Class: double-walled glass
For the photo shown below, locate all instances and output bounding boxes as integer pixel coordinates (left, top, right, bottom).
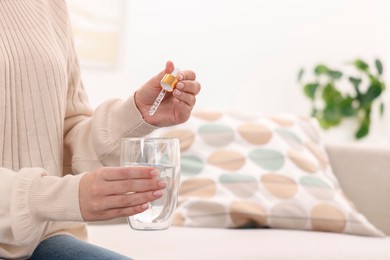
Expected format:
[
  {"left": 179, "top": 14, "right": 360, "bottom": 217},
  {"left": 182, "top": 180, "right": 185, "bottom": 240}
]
[{"left": 120, "top": 138, "right": 180, "bottom": 230}]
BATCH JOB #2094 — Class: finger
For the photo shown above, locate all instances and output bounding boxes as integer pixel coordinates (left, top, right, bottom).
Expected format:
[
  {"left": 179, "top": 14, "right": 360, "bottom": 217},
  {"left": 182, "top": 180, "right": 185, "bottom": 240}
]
[
  {"left": 146, "top": 61, "right": 176, "bottom": 89},
  {"left": 173, "top": 81, "right": 200, "bottom": 107},
  {"left": 91, "top": 203, "right": 150, "bottom": 221},
  {"left": 107, "top": 203, "right": 151, "bottom": 219},
  {"left": 177, "top": 70, "right": 196, "bottom": 81},
  {"left": 102, "top": 178, "right": 167, "bottom": 195},
  {"left": 101, "top": 167, "right": 159, "bottom": 181},
  {"left": 173, "top": 89, "right": 197, "bottom": 108},
  {"left": 175, "top": 80, "right": 201, "bottom": 95},
  {"left": 102, "top": 190, "right": 164, "bottom": 210},
  {"left": 173, "top": 97, "right": 194, "bottom": 119},
  {"left": 165, "top": 60, "right": 175, "bottom": 74}
]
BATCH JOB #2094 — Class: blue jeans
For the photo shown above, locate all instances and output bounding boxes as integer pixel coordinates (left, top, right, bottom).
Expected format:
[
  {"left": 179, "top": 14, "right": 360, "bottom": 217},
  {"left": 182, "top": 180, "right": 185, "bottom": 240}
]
[{"left": 29, "top": 235, "right": 131, "bottom": 260}]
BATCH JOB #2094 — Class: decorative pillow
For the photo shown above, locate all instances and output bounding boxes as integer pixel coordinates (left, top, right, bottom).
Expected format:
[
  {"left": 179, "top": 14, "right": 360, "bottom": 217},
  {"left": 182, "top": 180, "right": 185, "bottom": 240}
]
[{"left": 150, "top": 109, "right": 384, "bottom": 237}]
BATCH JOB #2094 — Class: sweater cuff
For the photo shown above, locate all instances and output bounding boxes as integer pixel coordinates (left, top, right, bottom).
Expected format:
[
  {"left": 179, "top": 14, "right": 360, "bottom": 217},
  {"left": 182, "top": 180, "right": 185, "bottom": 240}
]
[
  {"left": 92, "top": 94, "right": 159, "bottom": 164},
  {"left": 11, "top": 168, "right": 85, "bottom": 245},
  {"left": 110, "top": 94, "right": 158, "bottom": 138}
]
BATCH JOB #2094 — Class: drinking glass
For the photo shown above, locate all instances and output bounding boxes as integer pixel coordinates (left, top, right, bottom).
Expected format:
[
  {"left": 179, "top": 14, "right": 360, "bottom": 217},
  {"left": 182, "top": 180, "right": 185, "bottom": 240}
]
[{"left": 120, "top": 137, "right": 180, "bottom": 230}]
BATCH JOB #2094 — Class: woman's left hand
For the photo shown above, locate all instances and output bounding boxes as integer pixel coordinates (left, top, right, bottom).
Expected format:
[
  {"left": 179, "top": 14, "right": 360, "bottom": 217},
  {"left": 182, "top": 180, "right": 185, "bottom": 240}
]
[{"left": 134, "top": 61, "right": 201, "bottom": 127}]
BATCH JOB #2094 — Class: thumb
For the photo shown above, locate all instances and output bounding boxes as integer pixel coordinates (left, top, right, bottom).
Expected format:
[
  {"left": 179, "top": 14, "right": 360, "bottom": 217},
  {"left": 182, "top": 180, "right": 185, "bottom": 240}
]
[
  {"left": 164, "top": 60, "right": 175, "bottom": 74},
  {"left": 150, "top": 61, "right": 175, "bottom": 86}
]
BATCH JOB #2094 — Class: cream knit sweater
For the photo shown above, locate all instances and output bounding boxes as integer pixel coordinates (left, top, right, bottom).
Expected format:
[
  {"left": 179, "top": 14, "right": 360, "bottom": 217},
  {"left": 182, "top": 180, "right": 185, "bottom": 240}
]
[{"left": 0, "top": 1, "right": 157, "bottom": 258}]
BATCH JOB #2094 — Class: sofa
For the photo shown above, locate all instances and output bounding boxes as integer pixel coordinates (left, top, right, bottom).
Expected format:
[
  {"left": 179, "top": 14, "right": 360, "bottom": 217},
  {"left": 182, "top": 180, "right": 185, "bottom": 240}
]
[{"left": 88, "top": 111, "right": 390, "bottom": 259}]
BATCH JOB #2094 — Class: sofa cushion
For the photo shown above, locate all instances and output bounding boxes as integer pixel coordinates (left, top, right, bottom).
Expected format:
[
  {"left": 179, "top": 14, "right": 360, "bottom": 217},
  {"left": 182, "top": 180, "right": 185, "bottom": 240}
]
[{"left": 150, "top": 109, "right": 384, "bottom": 236}]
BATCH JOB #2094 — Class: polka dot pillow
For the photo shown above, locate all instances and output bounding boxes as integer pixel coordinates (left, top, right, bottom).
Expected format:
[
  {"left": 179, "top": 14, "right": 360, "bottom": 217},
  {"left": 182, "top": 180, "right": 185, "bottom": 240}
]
[{"left": 150, "top": 109, "right": 384, "bottom": 237}]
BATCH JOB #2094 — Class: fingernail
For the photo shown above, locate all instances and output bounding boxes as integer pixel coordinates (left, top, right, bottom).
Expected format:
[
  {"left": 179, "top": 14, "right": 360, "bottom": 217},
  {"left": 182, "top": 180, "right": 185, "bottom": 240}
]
[
  {"left": 178, "top": 74, "right": 184, "bottom": 80},
  {"left": 176, "top": 82, "right": 184, "bottom": 90},
  {"left": 158, "top": 180, "right": 167, "bottom": 188},
  {"left": 153, "top": 190, "right": 163, "bottom": 196},
  {"left": 141, "top": 203, "right": 149, "bottom": 209},
  {"left": 174, "top": 89, "right": 181, "bottom": 96},
  {"left": 150, "top": 170, "right": 159, "bottom": 177}
]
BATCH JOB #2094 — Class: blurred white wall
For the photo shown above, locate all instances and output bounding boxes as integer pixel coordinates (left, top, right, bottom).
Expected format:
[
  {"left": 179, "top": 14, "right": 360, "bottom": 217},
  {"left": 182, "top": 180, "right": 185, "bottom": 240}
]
[{"left": 79, "top": 0, "right": 390, "bottom": 138}]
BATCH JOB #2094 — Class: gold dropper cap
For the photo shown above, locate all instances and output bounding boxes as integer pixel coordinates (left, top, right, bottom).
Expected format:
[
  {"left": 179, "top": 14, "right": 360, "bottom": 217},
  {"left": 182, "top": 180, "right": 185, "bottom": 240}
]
[{"left": 160, "top": 68, "right": 179, "bottom": 92}]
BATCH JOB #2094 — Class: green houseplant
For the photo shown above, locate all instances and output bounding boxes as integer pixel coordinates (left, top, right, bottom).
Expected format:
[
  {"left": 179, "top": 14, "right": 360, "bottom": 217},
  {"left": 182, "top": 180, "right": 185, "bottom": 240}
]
[{"left": 298, "top": 58, "right": 386, "bottom": 139}]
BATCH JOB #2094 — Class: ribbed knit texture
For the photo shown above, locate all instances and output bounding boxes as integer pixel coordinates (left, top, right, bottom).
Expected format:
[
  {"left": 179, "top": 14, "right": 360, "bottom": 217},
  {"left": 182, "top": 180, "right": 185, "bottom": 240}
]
[
  {"left": 0, "top": 0, "right": 72, "bottom": 173},
  {"left": 0, "top": 1, "right": 157, "bottom": 258}
]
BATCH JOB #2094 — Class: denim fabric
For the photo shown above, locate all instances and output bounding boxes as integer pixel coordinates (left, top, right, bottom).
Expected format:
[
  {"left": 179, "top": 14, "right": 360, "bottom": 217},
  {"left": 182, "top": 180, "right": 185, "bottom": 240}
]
[{"left": 29, "top": 235, "right": 131, "bottom": 260}]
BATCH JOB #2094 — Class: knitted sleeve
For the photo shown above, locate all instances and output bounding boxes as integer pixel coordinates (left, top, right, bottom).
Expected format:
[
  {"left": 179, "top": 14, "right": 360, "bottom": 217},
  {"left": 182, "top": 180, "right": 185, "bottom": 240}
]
[
  {"left": 4, "top": 167, "right": 85, "bottom": 246},
  {"left": 62, "top": 12, "right": 158, "bottom": 175}
]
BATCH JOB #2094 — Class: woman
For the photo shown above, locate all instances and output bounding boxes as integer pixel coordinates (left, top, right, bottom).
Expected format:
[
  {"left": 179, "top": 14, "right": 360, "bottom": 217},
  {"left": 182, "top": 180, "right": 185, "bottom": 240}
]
[{"left": 0, "top": 0, "right": 201, "bottom": 259}]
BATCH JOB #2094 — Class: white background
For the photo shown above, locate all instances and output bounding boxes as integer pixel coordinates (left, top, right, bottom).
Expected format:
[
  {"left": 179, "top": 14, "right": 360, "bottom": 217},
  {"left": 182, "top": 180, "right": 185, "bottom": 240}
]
[{"left": 78, "top": 0, "right": 390, "bottom": 144}]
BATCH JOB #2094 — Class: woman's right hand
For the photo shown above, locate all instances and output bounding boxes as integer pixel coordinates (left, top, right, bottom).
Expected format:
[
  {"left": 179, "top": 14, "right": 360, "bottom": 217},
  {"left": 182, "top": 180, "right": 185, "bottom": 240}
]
[{"left": 78, "top": 167, "right": 166, "bottom": 221}]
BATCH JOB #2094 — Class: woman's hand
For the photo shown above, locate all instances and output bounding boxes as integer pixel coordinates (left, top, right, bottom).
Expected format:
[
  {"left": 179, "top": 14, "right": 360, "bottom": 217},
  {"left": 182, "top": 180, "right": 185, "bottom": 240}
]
[
  {"left": 134, "top": 61, "right": 201, "bottom": 127},
  {"left": 79, "top": 167, "right": 166, "bottom": 221}
]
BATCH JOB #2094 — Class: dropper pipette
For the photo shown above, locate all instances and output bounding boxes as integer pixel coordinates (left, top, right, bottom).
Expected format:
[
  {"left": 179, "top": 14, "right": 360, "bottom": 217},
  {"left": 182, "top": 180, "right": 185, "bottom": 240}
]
[{"left": 148, "top": 68, "right": 179, "bottom": 116}]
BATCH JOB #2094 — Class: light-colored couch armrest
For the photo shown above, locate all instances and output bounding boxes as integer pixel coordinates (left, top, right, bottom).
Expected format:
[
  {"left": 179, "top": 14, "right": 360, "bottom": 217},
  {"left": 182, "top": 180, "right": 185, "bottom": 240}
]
[{"left": 326, "top": 143, "right": 390, "bottom": 235}]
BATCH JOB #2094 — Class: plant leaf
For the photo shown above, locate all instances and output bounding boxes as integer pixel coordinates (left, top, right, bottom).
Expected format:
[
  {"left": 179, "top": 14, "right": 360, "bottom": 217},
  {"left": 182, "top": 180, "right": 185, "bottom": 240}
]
[
  {"left": 380, "top": 102, "right": 385, "bottom": 116},
  {"left": 355, "top": 115, "right": 370, "bottom": 139},
  {"left": 328, "top": 70, "right": 343, "bottom": 79},
  {"left": 322, "top": 83, "right": 342, "bottom": 103},
  {"left": 348, "top": 76, "right": 362, "bottom": 101},
  {"left": 355, "top": 124, "right": 369, "bottom": 139},
  {"left": 348, "top": 77, "right": 362, "bottom": 88},
  {"left": 322, "top": 103, "right": 342, "bottom": 126},
  {"left": 303, "top": 83, "right": 319, "bottom": 100},
  {"left": 297, "top": 68, "right": 304, "bottom": 82},
  {"left": 375, "top": 59, "right": 383, "bottom": 75},
  {"left": 354, "top": 59, "right": 369, "bottom": 72},
  {"left": 318, "top": 118, "right": 334, "bottom": 129},
  {"left": 361, "top": 82, "right": 383, "bottom": 107},
  {"left": 314, "top": 65, "right": 329, "bottom": 75},
  {"left": 340, "top": 96, "right": 357, "bottom": 117}
]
